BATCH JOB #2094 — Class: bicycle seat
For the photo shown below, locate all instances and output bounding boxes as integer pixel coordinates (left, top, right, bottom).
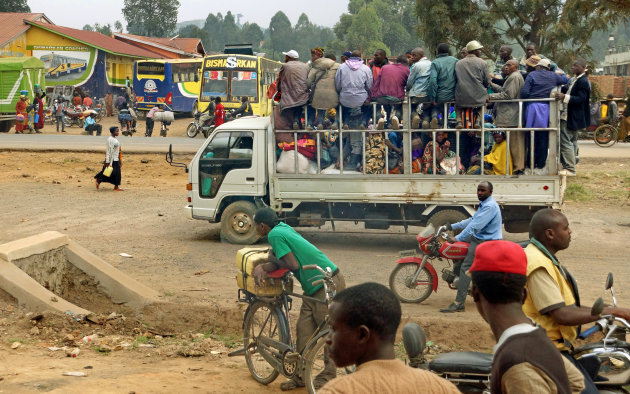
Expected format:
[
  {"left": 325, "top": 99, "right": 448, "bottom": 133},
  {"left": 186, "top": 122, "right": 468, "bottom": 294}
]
[
  {"left": 429, "top": 351, "right": 492, "bottom": 375},
  {"left": 266, "top": 269, "right": 290, "bottom": 279}
]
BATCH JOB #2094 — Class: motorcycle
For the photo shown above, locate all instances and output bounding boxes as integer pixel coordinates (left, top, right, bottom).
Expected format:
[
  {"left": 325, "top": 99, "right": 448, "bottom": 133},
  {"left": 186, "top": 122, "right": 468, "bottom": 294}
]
[
  {"left": 402, "top": 273, "right": 630, "bottom": 393},
  {"left": 118, "top": 108, "right": 136, "bottom": 136},
  {"left": 573, "top": 273, "right": 630, "bottom": 393},
  {"left": 186, "top": 112, "right": 215, "bottom": 138},
  {"left": 63, "top": 105, "right": 85, "bottom": 128},
  {"left": 389, "top": 224, "right": 468, "bottom": 303}
]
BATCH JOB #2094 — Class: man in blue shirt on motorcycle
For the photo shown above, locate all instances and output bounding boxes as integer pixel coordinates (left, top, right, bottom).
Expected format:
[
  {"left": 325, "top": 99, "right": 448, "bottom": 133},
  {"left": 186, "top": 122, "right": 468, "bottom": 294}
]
[{"left": 440, "top": 181, "right": 502, "bottom": 313}]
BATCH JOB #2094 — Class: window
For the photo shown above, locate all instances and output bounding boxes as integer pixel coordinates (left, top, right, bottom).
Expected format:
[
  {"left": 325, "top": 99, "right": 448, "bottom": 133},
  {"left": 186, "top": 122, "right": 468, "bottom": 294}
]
[
  {"left": 199, "top": 132, "right": 254, "bottom": 198},
  {"left": 137, "top": 62, "right": 165, "bottom": 76},
  {"left": 231, "top": 71, "right": 258, "bottom": 98},
  {"left": 171, "top": 62, "right": 201, "bottom": 83},
  {"left": 201, "top": 71, "right": 228, "bottom": 101}
]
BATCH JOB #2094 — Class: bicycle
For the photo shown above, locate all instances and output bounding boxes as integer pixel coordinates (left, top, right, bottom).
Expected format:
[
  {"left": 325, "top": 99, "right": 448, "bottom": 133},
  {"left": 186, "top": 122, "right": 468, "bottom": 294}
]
[
  {"left": 593, "top": 116, "right": 626, "bottom": 147},
  {"left": 236, "top": 264, "right": 351, "bottom": 393}
]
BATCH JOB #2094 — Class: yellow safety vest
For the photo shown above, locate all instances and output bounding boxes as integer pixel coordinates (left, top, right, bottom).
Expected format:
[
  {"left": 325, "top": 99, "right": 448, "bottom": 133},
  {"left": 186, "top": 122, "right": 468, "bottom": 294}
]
[{"left": 523, "top": 244, "right": 577, "bottom": 350}]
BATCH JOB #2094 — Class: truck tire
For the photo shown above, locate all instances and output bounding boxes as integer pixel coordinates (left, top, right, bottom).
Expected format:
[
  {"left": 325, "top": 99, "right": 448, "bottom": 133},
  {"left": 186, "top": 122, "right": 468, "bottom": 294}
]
[
  {"left": 220, "top": 201, "right": 261, "bottom": 245},
  {"left": 0, "top": 120, "right": 12, "bottom": 133},
  {"left": 427, "top": 209, "right": 468, "bottom": 235}
]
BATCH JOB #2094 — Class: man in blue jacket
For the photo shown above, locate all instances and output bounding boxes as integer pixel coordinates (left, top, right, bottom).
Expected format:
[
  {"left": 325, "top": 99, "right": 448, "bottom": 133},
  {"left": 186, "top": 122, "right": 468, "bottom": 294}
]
[
  {"left": 440, "top": 181, "right": 502, "bottom": 313},
  {"left": 555, "top": 59, "right": 590, "bottom": 176}
]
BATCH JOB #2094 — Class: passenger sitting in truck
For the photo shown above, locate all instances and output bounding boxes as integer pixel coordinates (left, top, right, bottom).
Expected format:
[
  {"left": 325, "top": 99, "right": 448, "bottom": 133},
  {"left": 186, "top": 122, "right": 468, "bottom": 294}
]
[
  {"left": 467, "top": 131, "right": 512, "bottom": 175},
  {"left": 422, "top": 131, "right": 463, "bottom": 174}
]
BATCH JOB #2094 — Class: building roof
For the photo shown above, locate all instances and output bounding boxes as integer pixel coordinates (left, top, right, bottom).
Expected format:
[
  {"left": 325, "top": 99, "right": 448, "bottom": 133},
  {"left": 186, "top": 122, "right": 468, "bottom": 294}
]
[
  {"left": 0, "top": 12, "right": 52, "bottom": 47},
  {"left": 25, "top": 20, "right": 163, "bottom": 58},
  {"left": 113, "top": 33, "right": 205, "bottom": 57}
]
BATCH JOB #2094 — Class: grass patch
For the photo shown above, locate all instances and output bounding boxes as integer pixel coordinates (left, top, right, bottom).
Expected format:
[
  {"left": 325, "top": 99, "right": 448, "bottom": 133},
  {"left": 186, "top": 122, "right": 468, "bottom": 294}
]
[
  {"left": 93, "top": 345, "right": 111, "bottom": 354},
  {"left": 203, "top": 326, "right": 241, "bottom": 349},
  {"left": 565, "top": 183, "right": 594, "bottom": 202}
]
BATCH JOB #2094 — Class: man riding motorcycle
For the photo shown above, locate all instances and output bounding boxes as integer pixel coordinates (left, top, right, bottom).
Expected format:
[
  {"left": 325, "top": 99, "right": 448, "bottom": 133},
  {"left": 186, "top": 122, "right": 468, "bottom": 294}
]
[
  {"left": 199, "top": 96, "right": 216, "bottom": 128},
  {"left": 524, "top": 208, "right": 630, "bottom": 393}
]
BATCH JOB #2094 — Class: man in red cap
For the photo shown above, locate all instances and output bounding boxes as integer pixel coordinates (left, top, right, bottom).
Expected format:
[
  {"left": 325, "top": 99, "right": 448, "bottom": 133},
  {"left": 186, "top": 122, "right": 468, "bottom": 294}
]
[{"left": 470, "top": 240, "right": 584, "bottom": 393}]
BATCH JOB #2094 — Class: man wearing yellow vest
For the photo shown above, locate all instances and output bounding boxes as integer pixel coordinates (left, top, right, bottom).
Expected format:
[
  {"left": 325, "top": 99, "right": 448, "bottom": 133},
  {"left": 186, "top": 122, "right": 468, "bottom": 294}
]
[{"left": 523, "top": 208, "right": 630, "bottom": 393}]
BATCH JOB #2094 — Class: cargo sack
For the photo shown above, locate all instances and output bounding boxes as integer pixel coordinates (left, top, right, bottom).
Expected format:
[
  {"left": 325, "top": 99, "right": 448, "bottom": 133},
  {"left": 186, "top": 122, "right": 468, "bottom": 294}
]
[{"left": 235, "top": 247, "right": 292, "bottom": 297}]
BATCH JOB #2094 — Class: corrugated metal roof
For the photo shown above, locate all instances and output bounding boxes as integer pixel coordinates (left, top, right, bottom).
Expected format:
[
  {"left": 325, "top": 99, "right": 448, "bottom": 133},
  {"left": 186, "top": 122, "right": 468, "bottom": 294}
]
[
  {"left": 26, "top": 20, "right": 163, "bottom": 58},
  {"left": 114, "top": 33, "right": 204, "bottom": 57},
  {"left": 0, "top": 12, "right": 52, "bottom": 47}
]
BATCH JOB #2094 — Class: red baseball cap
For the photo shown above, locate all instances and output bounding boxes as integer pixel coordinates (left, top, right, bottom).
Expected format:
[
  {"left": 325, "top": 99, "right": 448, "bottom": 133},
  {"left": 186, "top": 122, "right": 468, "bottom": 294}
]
[{"left": 469, "top": 240, "right": 527, "bottom": 275}]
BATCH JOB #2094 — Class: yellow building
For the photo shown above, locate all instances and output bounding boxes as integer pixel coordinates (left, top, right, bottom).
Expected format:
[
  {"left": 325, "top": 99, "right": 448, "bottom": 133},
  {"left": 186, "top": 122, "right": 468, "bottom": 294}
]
[{"left": 0, "top": 12, "right": 52, "bottom": 57}]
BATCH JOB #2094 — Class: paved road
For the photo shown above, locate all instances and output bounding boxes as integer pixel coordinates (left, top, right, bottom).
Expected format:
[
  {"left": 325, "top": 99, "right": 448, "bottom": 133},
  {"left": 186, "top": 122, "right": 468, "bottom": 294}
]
[
  {"left": 1, "top": 133, "right": 630, "bottom": 158},
  {"left": 0, "top": 133, "right": 204, "bottom": 154}
]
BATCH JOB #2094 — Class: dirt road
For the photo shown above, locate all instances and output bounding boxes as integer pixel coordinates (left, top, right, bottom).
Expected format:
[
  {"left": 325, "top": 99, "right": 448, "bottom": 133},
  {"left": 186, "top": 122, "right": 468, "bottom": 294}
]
[{"left": 1, "top": 146, "right": 629, "bottom": 393}]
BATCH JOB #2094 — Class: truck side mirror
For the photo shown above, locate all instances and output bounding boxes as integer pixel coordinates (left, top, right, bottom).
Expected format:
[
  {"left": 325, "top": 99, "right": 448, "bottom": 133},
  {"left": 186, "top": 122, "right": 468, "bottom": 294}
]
[{"left": 165, "top": 144, "right": 189, "bottom": 173}]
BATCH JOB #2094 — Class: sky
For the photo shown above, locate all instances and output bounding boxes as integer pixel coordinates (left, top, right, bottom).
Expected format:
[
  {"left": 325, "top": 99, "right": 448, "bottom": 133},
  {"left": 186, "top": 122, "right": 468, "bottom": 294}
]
[{"left": 26, "top": 0, "right": 350, "bottom": 30}]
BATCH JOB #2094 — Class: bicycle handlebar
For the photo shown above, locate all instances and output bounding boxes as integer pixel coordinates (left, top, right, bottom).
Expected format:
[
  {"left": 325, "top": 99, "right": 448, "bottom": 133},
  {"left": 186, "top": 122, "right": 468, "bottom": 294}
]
[{"left": 303, "top": 265, "right": 319, "bottom": 271}]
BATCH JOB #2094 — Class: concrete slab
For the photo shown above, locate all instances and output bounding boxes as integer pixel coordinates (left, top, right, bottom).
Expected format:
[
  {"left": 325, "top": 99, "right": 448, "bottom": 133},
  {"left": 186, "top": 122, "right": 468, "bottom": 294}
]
[{"left": 0, "top": 231, "right": 160, "bottom": 316}]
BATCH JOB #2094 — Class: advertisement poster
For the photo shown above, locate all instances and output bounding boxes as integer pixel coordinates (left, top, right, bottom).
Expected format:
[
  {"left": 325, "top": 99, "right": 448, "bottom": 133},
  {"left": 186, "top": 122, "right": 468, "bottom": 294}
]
[{"left": 32, "top": 47, "right": 91, "bottom": 82}]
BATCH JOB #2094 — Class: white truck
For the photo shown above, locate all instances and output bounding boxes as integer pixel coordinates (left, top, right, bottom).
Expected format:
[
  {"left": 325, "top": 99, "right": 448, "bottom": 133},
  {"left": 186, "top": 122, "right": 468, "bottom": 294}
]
[{"left": 167, "top": 98, "right": 566, "bottom": 244}]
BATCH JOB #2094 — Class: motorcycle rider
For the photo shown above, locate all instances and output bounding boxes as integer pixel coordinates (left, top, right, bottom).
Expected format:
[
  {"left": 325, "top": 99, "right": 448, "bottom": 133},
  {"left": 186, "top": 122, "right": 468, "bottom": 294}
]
[
  {"left": 470, "top": 240, "right": 584, "bottom": 393},
  {"left": 320, "top": 283, "right": 459, "bottom": 393},
  {"left": 440, "top": 181, "right": 502, "bottom": 313},
  {"left": 199, "top": 96, "right": 215, "bottom": 128},
  {"left": 524, "top": 208, "right": 630, "bottom": 393},
  {"left": 231, "top": 96, "right": 253, "bottom": 118}
]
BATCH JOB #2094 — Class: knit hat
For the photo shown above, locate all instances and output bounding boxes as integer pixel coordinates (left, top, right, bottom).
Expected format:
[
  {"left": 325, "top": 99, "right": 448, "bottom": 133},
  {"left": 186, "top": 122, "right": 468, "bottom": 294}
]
[
  {"left": 342, "top": 51, "right": 352, "bottom": 58},
  {"left": 469, "top": 240, "right": 527, "bottom": 275},
  {"left": 311, "top": 47, "right": 325, "bottom": 57},
  {"left": 525, "top": 55, "right": 541, "bottom": 67}
]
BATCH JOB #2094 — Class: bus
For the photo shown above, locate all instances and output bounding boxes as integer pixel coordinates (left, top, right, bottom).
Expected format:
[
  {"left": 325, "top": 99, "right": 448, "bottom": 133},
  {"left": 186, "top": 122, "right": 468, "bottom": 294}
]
[
  {"left": 199, "top": 54, "right": 281, "bottom": 116},
  {"left": 40, "top": 53, "right": 87, "bottom": 79},
  {"left": 133, "top": 58, "right": 203, "bottom": 115}
]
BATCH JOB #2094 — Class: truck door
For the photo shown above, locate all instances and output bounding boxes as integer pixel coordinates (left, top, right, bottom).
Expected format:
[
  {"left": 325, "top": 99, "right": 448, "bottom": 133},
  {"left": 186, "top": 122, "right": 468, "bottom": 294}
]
[{"left": 192, "top": 130, "right": 259, "bottom": 218}]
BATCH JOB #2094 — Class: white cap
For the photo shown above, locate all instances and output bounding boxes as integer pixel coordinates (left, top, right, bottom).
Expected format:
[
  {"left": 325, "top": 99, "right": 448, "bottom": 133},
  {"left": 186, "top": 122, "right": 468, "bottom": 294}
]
[
  {"left": 282, "top": 50, "right": 299, "bottom": 59},
  {"left": 537, "top": 59, "right": 551, "bottom": 69}
]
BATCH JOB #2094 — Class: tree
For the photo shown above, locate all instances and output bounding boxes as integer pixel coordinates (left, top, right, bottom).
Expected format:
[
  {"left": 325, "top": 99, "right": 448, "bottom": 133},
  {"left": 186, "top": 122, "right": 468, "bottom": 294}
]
[
  {"left": 122, "top": 0, "right": 180, "bottom": 37},
  {"left": 82, "top": 23, "right": 114, "bottom": 36},
  {"left": 330, "top": 0, "right": 418, "bottom": 57},
  {"left": 179, "top": 25, "right": 210, "bottom": 51},
  {"left": 269, "top": 11, "right": 293, "bottom": 59},
  {"left": 114, "top": 21, "right": 124, "bottom": 33},
  {"left": 0, "top": 0, "right": 30, "bottom": 12},
  {"left": 241, "top": 22, "right": 264, "bottom": 49},
  {"left": 416, "top": 0, "right": 630, "bottom": 68}
]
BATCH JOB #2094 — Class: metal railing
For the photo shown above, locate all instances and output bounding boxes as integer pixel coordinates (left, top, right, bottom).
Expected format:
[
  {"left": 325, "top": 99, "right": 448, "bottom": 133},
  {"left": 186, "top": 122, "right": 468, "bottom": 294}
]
[{"left": 270, "top": 95, "right": 561, "bottom": 177}]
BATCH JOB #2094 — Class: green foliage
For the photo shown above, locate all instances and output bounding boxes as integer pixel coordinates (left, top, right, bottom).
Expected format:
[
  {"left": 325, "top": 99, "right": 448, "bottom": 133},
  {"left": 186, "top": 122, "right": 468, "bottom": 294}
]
[
  {"left": 82, "top": 22, "right": 123, "bottom": 36},
  {"left": 416, "top": 0, "right": 630, "bottom": 69},
  {"left": 269, "top": 11, "right": 293, "bottom": 59},
  {"left": 565, "top": 183, "right": 593, "bottom": 202},
  {"left": 332, "top": 0, "right": 419, "bottom": 57},
  {"left": 122, "top": 0, "right": 180, "bottom": 37},
  {"left": 203, "top": 326, "right": 241, "bottom": 348},
  {"left": 0, "top": 0, "right": 30, "bottom": 12},
  {"left": 179, "top": 25, "right": 210, "bottom": 51}
]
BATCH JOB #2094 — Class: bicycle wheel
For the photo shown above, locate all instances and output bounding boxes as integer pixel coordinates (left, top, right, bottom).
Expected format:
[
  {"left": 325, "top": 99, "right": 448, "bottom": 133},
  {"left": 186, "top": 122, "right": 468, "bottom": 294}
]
[
  {"left": 593, "top": 125, "right": 618, "bottom": 147},
  {"left": 303, "top": 332, "right": 354, "bottom": 394},
  {"left": 389, "top": 263, "right": 433, "bottom": 303},
  {"left": 243, "top": 301, "right": 290, "bottom": 385}
]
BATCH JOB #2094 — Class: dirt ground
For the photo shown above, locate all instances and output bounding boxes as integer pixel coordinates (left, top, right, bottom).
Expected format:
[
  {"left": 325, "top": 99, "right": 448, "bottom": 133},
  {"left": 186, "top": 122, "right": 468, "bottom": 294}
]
[{"left": 1, "top": 141, "right": 630, "bottom": 393}]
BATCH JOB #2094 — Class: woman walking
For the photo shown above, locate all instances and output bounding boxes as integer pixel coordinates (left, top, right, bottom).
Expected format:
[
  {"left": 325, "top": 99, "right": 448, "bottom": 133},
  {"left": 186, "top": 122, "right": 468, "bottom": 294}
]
[{"left": 94, "top": 126, "right": 124, "bottom": 191}]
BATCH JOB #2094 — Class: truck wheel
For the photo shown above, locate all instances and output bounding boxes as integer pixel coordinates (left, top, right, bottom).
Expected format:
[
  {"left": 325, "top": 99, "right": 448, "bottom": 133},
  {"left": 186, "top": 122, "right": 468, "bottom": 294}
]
[
  {"left": 220, "top": 201, "right": 261, "bottom": 245},
  {"left": 427, "top": 209, "right": 468, "bottom": 235},
  {"left": 0, "top": 120, "right": 12, "bottom": 133}
]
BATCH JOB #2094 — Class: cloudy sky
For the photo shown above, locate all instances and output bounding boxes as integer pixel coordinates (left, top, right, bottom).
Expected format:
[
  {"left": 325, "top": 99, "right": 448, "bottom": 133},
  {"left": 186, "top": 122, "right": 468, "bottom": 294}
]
[{"left": 27, "top": 0, "right": 350, "bottom": 30}]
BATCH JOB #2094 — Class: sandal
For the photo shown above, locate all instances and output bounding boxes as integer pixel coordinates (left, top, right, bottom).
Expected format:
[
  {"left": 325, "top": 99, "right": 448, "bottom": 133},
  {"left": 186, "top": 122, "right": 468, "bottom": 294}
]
[{"left": 113, "top": 188, "right": 125, "bottom": 191}]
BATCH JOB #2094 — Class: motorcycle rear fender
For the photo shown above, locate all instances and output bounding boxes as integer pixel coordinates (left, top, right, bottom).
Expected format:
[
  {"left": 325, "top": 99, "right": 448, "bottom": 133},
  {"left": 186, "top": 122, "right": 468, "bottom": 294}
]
[{"left": 396, "top": 257, "right": 439, "bottom": 292}]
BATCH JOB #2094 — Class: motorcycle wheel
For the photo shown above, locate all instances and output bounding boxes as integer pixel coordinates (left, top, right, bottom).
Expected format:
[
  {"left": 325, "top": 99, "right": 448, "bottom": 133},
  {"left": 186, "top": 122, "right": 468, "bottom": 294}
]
[
  {"left": 78, "top": 118, "right": 84, "bottom": 128},
  {"left": 63, "top": 116, "right": 72, "bottom": 127},
  {"left": 389, "top": 263, "right": 434, "bottom": 303},
  {"left": 186, "top": 123, "right": 199, "bottom": 138},
  {"left": 160, "top": 128, "right": 167, "bottom": 137}
]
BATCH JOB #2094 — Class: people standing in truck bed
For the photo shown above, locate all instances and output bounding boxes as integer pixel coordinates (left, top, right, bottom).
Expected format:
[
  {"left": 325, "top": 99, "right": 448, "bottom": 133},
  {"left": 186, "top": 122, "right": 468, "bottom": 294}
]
[{"left": 277, "top": 49, "right": 309, "bottom": 130}]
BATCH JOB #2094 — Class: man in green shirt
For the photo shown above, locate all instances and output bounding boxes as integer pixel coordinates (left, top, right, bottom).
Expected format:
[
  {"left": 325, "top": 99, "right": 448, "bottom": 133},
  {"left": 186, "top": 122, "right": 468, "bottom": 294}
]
[{"left": 252, "top": 208, "right": 346, "bottom": 391}]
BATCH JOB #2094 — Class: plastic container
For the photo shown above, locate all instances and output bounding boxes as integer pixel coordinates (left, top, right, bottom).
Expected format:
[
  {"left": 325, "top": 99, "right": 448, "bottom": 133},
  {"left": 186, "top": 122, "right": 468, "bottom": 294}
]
[{"left": 153, "top": 111, "right": 174, "bottom": 123}]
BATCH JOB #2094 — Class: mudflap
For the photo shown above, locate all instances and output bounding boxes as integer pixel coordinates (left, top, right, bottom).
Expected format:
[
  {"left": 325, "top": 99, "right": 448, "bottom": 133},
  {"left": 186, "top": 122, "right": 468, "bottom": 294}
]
[{"left": 396, "top": 257, "right": 439, "bottom": 292}]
